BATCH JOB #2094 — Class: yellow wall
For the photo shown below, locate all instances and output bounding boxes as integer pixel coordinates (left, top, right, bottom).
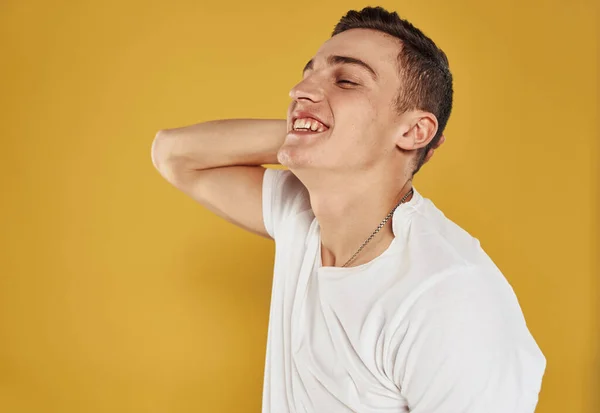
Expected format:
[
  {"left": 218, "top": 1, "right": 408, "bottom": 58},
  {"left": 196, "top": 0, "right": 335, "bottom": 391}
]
[{"left": 0, "top": 1, "right": 597, "bottom": 412}]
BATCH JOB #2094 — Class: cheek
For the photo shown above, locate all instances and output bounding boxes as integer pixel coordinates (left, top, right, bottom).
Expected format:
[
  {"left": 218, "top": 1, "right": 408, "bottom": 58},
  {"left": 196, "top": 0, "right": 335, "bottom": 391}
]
[
  {"left": 332, "top": 96, "right": 377, "bottom": 134},
  {"left": 333, "top": 102, "right": 395, "bottom": 158}
]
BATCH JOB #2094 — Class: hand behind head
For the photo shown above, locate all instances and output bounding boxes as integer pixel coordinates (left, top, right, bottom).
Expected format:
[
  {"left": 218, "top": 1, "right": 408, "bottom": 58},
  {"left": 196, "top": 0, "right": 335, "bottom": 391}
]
[{"left": 423, "top": 134, "right": 445, "bottom": 165}]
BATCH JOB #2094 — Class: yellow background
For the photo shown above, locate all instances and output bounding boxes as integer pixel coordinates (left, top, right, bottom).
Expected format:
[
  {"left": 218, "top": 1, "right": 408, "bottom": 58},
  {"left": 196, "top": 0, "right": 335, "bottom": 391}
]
[{"left": 0, "top": 0, "right": 597, "bottom": 412}]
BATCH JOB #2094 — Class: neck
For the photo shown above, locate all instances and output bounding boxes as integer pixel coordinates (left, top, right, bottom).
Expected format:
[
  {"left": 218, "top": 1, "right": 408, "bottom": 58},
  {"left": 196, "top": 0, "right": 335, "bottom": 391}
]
[{"left": 301, "top": 168, "right": 413, "bottom": 268}]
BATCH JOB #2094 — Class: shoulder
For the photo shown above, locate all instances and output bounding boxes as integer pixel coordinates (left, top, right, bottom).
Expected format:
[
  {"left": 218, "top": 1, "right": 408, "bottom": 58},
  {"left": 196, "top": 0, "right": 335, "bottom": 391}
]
[
  {"left": 262, "top": 168, "right": 312, "bottom": 239},
  {"left": 263, "top": 168, "right": 308, "bottom": 204},
  {"left": 407, "top": 191, "right": 488, "bottom": 267},
  {"left": 408, "top": 264, "right": 529, "bottom": 333},
  {"left": 391, "top": 264, "right": 546, "bottom": 379}
]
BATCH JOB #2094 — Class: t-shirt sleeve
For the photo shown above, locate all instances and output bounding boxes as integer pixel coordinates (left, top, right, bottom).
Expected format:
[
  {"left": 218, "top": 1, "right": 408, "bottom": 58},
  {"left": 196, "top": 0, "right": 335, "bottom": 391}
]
[
  {"left": 262, "top": 168, "right": 310, "bottom": 240},
  {"left": 393, "top": 267, "right": 546, "bottom": 413}
]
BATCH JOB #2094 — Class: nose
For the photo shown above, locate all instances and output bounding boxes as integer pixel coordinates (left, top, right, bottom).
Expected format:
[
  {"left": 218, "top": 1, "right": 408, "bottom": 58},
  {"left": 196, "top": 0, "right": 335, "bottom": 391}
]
[{"left": 288, "top": 76, "right": 324, "bottom": 103}]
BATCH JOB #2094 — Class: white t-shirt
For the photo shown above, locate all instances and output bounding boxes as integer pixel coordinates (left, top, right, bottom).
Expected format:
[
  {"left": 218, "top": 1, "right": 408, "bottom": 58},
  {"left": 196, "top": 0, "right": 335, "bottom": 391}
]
[{"left": 261, "top": 168, "right": 546, "bottom": 413}]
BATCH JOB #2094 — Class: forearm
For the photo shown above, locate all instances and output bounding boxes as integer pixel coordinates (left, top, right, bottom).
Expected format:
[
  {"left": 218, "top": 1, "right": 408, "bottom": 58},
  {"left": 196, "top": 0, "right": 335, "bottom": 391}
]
[{"left": 151, "top": 119, "right": 286, "bottom": 172}]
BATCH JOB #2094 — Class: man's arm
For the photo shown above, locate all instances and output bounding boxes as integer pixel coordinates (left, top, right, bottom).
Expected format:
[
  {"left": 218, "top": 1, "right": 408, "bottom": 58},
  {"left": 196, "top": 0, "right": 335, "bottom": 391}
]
[{"left": 151, "top": 119, "right": 287, "bottom": 239}]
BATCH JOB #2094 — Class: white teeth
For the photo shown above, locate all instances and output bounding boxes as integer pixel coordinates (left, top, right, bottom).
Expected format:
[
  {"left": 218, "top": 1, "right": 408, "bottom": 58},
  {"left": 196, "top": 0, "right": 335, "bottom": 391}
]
[{"left": 293, "top": 117, "right": 327, "bottom": 132}]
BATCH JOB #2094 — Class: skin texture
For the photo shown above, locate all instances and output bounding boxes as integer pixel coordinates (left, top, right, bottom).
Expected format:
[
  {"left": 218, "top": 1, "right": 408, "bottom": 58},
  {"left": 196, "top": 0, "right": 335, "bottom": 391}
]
[{"left": 278, "top": 28, "right": 444, "bottom": 267}]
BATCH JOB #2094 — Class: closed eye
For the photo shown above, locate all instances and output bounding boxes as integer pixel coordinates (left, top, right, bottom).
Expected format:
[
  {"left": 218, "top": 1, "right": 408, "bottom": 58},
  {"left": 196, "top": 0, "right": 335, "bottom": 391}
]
[{"left": 337, "top": 79, "right": 358, "bottom": 86}]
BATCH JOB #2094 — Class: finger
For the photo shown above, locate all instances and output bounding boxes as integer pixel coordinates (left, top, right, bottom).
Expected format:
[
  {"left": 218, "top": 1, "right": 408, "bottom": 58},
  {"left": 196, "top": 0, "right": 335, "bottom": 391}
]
[
  {"left": 435, "top": 134, "right": 446, "bottom": 149},
  {"left": 424, "top": 148, "right": 435, "bottom": 164}
]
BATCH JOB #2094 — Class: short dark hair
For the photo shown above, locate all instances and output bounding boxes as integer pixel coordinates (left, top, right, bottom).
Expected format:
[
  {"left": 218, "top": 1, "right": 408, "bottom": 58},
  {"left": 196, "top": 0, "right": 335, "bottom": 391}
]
[{"left": 332, "top": 6, "right": 453, "bottom": 175}]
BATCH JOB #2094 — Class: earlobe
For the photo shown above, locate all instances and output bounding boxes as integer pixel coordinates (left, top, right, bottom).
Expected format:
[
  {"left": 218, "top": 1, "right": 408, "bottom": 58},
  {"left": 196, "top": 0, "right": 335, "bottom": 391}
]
[{"left": 394, "top": 124, "right": 415, "bottom": 151}]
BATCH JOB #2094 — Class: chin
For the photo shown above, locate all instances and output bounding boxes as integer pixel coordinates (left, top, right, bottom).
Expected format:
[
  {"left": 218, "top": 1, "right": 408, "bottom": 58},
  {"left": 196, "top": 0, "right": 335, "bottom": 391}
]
[{"left": 277, "top": 144, "right": 315, "bottom": 170}]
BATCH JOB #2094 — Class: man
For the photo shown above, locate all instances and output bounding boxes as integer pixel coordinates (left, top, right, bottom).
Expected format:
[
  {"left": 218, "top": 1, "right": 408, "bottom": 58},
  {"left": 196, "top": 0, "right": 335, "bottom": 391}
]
[{"left": 151, "top": 6, "right": 546, "bottom": 413}]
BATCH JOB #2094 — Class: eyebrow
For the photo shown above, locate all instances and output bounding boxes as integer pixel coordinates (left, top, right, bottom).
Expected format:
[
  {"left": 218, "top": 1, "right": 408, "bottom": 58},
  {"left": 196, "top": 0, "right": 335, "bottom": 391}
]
[{"left": 302, "top": 55, "right": 379, "bottom": 81}]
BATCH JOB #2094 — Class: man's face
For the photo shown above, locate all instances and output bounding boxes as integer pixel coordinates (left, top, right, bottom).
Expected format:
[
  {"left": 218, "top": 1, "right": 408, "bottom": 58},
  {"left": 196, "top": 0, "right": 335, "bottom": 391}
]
[{"left": 278, "top": 28, "right": 404, "bottom": 173}]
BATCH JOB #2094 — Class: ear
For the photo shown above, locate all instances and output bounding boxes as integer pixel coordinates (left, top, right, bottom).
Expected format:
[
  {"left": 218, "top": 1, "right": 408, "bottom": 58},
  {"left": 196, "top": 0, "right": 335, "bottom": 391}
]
[{"left": 395, "top": 111, "right": 438, "bottom": 151}]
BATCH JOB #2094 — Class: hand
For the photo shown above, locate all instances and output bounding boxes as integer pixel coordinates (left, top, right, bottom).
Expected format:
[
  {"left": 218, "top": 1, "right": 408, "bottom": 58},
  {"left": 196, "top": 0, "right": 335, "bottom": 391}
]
[{"left": 423, "top": 134, "right": 445, "bottom": 164}]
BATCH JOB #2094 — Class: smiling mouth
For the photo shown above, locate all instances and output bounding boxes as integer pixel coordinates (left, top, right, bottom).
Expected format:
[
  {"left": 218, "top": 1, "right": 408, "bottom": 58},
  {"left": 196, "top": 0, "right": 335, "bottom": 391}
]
[
  {"left": 290, "top": 117, "right": 330, "bottom": 135},
  {"left": 288, "top": 129, "right": 328, "bottom": 135}
]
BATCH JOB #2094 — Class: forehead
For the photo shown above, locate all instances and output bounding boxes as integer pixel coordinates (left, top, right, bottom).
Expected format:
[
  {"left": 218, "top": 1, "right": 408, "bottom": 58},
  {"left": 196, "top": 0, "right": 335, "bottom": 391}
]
[{"left": 314, "top": 29, "right": 402, "bottom": 74}]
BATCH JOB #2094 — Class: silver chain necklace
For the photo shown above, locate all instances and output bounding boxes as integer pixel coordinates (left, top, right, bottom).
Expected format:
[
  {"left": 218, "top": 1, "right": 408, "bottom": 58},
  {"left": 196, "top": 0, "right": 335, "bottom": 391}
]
[{"left": 341, "top": 186, "right": 414, "bottom": 268}]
